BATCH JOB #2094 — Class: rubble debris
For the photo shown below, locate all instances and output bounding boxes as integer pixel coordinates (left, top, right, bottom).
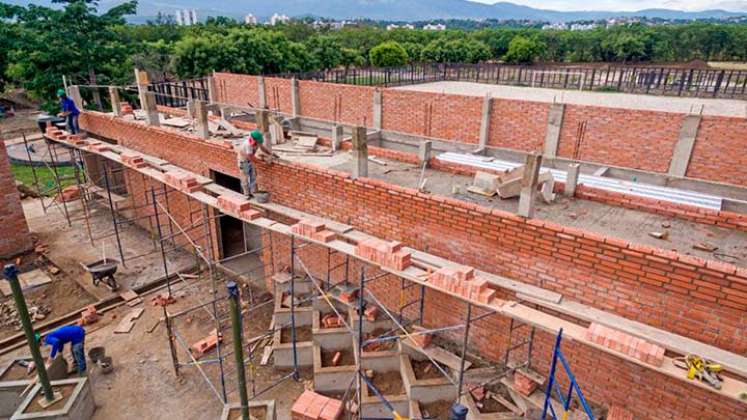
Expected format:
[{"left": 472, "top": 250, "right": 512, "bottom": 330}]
[
  {"left": 467, "top": 171, "right": 500, "bottom": 197},
  {"left": 78, "top": 305, "right": 99, "bottom": 326},
  {"left": 151, "top": 293, "right": 176, "bottom": 307},
  {"left": 190, "top": 329, "right": 223, "bottom": 359},
  {"left": 693, "top": 242, "right": 718, "bottom": 252},
  {"left": 649, "top": 231, "right": 669, "bottom": 240},
  {"left": 321, "top": 313, "right": 343, "bottom": 329}
]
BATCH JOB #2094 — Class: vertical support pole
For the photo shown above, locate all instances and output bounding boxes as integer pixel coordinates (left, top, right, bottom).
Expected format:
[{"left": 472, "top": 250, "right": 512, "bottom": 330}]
[
  {"left": 163, "top": 305, "right": 179, "bottom": 376},
  {"left": 518, "top": 153, "right": 542, "bottom": 218},
  {"left": 290, "top": 78, "right": 300, "bottom": 118},
  {"left": 194, "top": 100, "right": 210, "bottom": 139},
  {"left": 151, "top": 188, "right": 170, "bottom": 295},
  {"left": 257, "top": 76, "right": 267, "bottom": 109},
  {"left": 143, "top": 92, "right": 160, "bottom": 127},
  {"left": 68, "top": 85, "right": 83, "bottom": 111},
  {"left": 456, "top": 302, "right": 472, "bottom": 402},
  {"left": 351, "top": 126, "right": 368, "bottom": 179},
  {"left": 564, "top": 163, "right": 580, "bottom": 198},
  {"left": 109, "top": 86, "right": 122, "bottom": 116},
  {"left": 372, "top": 89, "right": 383, "bottom": 131},
  {"left": 418, "top": 140, "right": 432, "bottom": 167},
  {"left": 542, "top": 329, "right": 564, "bottom": 420},
  {"left": 228, "top": 281, "right": 250, "bottom": 420},
  {"left": 418, "top": 285, "right": 426, "bottom": 325},
  {"left": 206, "top": 74, "right": 218, "bottom": 104},
  {"left": 357, "top": 268, "right": 365, "bottom": 418},
  {"left": 476, "top": 93, "right": 492, "bottom": 154},
  {"left": 2, "top": 265, "right": 55, "bottom": 401},
  {"left": 134, "top": 68, "right": 149, "bottom": 109},
  {"left": 103, "top": 163, "right": 127, "bottom": 266},
  {"left": 290, "top": 237, "right": 299, "bottom": 380}
]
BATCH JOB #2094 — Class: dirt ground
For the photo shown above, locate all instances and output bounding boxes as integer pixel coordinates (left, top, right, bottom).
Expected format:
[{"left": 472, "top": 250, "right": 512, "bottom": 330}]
[
  {"left": 420, "top": 399, "right": 453, "bottom": 419},
  {"left": 368, "top": 370, "right": 404, "bottom": 396},
  {"left": 0, "top": 110, "right": 41, "bottom": 139}
]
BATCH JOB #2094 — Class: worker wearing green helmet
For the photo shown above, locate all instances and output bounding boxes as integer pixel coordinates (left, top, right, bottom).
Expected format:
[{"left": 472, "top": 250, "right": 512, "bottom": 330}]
[
  {"left": 56, "top": 88, "right": 80, "bottom": 134},
  {"left": 238, "top": 130, "right": 277, "bottom": 196}
]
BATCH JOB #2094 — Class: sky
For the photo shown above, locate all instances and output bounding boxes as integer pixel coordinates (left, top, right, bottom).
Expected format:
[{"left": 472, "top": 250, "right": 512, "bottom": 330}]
[{"left": 470, "top": 0, "right": 747, "bottom": 11}]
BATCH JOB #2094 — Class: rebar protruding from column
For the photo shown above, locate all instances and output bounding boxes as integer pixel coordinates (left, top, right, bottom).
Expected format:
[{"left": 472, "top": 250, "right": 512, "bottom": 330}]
[
  {"left": 2, "top": 264, "right": 54, "bottom": 401},
  {"left": 228, "top": 281, "right": 250, "bottom": 420}
]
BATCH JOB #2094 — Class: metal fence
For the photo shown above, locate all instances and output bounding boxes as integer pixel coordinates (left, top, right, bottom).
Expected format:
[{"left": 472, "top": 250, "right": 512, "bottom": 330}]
[
  {"left": 147, "top": 78, "right": 209, "bottom": 107},
  {"left": 274, "top": 62, "right": 747, "bottom": 99}
]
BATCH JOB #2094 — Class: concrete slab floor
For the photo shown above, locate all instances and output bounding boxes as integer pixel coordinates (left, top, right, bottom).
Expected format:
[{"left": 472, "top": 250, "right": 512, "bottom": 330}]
[
  {"left": 396, "top": 81, "right": 747, "bottom": 118},
  {"left": 22, "top": 198, "right": 196, "bottom": 300},
  {"left": 279, "top": 151, "right": 747, "bottom": 267}
]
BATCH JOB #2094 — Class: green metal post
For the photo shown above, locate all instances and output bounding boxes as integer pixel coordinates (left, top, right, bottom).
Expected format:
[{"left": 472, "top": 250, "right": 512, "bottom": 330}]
[
  {"left": 3, "top": 264, "right": 54, "bottom": 401},
  {"left": 227, "top": 281, "right": 249, "bottom": 420}
]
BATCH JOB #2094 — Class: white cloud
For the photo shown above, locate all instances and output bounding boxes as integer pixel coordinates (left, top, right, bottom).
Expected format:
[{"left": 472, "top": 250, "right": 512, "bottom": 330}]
[{"left": 469, "top": 0, "right": 747, "bottom": 11}]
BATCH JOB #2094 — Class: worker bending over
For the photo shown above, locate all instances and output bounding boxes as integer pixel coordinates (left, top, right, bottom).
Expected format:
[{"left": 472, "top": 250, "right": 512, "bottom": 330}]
[
  {"left": 42, "top": 325, "right": 87, "bottom": 375},
  {"left": 56, "top": 89, "right": 80, "bottom": 134},
  {"left": 239, "top": 130, "right": 277, "bottom": 197}
]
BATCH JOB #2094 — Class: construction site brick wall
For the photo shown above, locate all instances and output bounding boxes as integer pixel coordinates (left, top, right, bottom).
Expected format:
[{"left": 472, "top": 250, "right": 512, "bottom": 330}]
[
  {"left": 487, "top": 98, "right": 549, "bottom": 151},
  {"left": 298, "top": 80, "right": 374, "bottom": 126},
  {"left": 79, "top": 112, "right": 747, "bottom": 418},
  {"left": 0, "top": 140, "right": 31, "bottom": 258},
  {"left": 214, "top": 72, "right": 259, "bottom": 108},
  {"left": 264, "top": 77, "right": 293, "bottom": 114},
  {"left": 556, "top": 105, "right": 683, "bottom": 173},
  {"left": 686, "top": 115, "right": 747, "bottom": 186}
]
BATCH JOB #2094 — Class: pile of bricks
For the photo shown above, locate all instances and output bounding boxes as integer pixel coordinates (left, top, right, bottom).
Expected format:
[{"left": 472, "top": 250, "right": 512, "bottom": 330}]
[
  {"left": 216, "top": 194, "right": 262, "bottom": 222},
  {"left": 513, "top": 370, "right": 538, "bottom": 396},
  {"left": 291, "top": 390, "right": 343, "bottom": 420},
  {"left": 428, "top": 266, "right": 495, "bottom": 305},
  {"left": 291, "top": 219, "right": 336, "bottom": 243},
  {"left": 120, "top": 152, "right": 148, "bottom": 169},
  {"left": 190, "top": 329, "right": 223, "bottom": 360},
  {"left": 354, "top": 239, "right": 411, "bottom": 271},
  {"left": 321, "top": 313, "right": 343, "bottom": 329},
  {"left": 78, "top": 305, "right": 98, "bottom": 326},
  {"left": 586, "top": 323, "right": 665, "bottom": 367},
  {"left": 66, "top": 134, "right": 87, "bottom": 146},
  {"left": 58, "top": 185, "right": 81, "bottom": 203},
  {"left": 408, "top": 325, "right": 432, "bottom": 348},
  {"left": 151, "top": 293, "right": 176, "bottom": 307},
  {"left": 363, "top": 305, "right": 379, "bottom": 321},
  {"left": 164, "top": 171, "right": 201, "bottom": 193},
  {"left": 86, "top": 141, "right": 111, "bottom": 153},
  {"left": 338, "top": 288, "right": 358, "bottom": 304}
]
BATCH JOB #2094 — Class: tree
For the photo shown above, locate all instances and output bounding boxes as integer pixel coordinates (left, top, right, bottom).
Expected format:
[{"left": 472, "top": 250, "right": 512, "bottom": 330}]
[
  {"left": 173, "top": 34, "right": 237, "bottom": 78},
  {"left": 369, "top": 41, "right": 409, "bottom": 67},
  {"left": 503, "top": 36, "right": 545, "bottom": 64},
  {"left": 305, "top": 36, "right": 344, "bottom": 69},
  {"left": 400, "top": 42, "right": 423, "bottom": 63}
]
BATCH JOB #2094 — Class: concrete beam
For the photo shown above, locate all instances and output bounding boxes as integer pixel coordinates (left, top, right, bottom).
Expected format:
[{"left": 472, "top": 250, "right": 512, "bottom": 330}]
[
  {"left": 518, "top": 153, "right": 542, "bottom": 218},
  {"left": 373, "top": 90, "right": 383, "bottom": 131},
  {"left": 143, "top": 92, "right": 160, "bottom": 127},
  {"left": 564, "top": 163, "right": 581, "bottom": 197},
  {"left": 543, "top": 103, "right": 565, "bottom": 158},
  {"left": 476, "top": 93, "right": 492, "bottom": 154},
  {"left": 418, "top": 141, "right": 432, "bottom": 166},
  {"left": 257, "top": 76, "right": 267, "bottom": 109},
  {"left": 108, "top": 86, "right": 121, "bottom": 117},
  {"left": 290, "top": 78, "right": 300, "bottom": 118},
  {"left": 194, "top": 100, "right": 210, "bottom": 139},
  {"left": 352, "top": 126, "right": 368, "bottom": 179},
  {"left": 668, "top": 114, "right": 701, "bottom": 178}
]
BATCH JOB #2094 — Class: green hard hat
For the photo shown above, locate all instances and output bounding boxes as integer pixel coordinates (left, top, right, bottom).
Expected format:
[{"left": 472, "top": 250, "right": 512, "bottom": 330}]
[
  {"left": 250, "top": 130, "right": 264, "bottom": 143},
  {"left": 56, "top": 88, "right": 66, "bottom": 97},
  {"left": 34, "top": 332, "right": 41, "bottom": 344}
]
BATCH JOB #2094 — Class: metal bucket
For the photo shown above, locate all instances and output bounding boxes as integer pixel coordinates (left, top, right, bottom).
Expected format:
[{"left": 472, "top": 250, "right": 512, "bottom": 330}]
[
  {"left": 98, "top": 356, "right": 113, "bottom": 374},
  {"left": 88, "top": 346, "right": 106, "bottom": 363}
]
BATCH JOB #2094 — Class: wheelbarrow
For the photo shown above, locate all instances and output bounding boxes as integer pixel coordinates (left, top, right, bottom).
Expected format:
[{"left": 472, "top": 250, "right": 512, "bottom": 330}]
[{"left": 80, "top": 258, "right": 120, "bottom": 291}]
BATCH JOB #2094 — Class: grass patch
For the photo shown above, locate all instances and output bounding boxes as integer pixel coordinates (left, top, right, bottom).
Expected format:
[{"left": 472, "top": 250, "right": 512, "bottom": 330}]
[{"left": 11, "top": 163, "right": 77, "bottom": 195}]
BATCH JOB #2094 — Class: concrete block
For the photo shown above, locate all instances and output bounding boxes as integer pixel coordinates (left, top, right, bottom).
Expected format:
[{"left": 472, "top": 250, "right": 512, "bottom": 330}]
[
  {"left": 470, "top": 171, "right": 500, "bottom": 196},
  {"left": 668, "top": 114, "right": 701, "bottom": 177},
  {"left": 543, "top": 103, "right": 565, "bottom": 158},
  {"left": 142, "top": 92, "right": 160, "bottom": 127},
  {"left": 11, "top": 377, "right": 95, "bottom": 420},
  {"left": 564, "top": 163, "right": 581, "bottom": 197},
  {"left": 418, "top": 141, "right": 432, "bottom": 165}
]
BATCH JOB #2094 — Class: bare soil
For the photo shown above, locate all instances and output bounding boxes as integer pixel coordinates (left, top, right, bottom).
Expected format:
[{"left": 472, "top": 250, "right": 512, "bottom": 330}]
[
  {"left": 368, "top": 370, "right": 403, "bottom": 396},
  {"left": 420, "top": 400, "right": 453, "bottom": 419},
  {"left": 25, "top": 383, "right": 75, "bottom": 414},
  {"left": 281, "top": 325, "right": 312, "bottom": 343},
  {"left": 321, "top": 348, "right": 355, "bottom": 368},
  {"left": 412, "top": 359, "right": 448, "bottom": 380},
  {"left": 0, "top": 360, "right": 32, "bottom": 381},
  {"left": 363, "top": 328, "right": 396, "bottom": 352}
]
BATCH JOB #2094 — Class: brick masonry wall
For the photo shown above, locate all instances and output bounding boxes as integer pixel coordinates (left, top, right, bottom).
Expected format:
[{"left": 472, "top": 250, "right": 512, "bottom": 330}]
[
  {"left": 264, "top": 77, "right": 293, "bottom": 114},
  {"left": 298, "top": 80, "right": 374, "bottom": 126},
  {"left": 488, "top": 98, "right": 550, "bottom": 151},
  {"left": 0, "top": 140, "right": 31, "bottom": 258},
  {"left": 214, "top": 72, "right": 259, "bottom": 108},
  {"left": 556, "top": 105, "right": 683, "bottom": 173},
  {"left": 687, "top": 115, "right": 747, "bottom": 186},
  {"left": 80, "top": 111, "right": 747, "bottom": 419}
]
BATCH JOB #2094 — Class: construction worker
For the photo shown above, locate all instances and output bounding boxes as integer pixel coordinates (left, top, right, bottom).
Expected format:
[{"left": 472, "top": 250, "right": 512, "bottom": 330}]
[
  {"left": 239, "top": 129, "right": 277, "bottom": 197},
  {"left": 40, "top": 325, "right": 87, "bottom": 375},
  {"left": 56, "top": 89, "right": 80, "bottom": 134}
]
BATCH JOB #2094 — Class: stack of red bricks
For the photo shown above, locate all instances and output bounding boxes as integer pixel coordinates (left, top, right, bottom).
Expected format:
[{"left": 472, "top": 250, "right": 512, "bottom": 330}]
[
  {"left": 586, "top": 323, "right": 665, "bottom": 367},
  {"left": 78, "top": 305, "right": 98, "bottom": 326},
  {"left": 216, "top": 194, "right": 262, "bottom": 220},
  {"left": 428, "top": 266, "right": 496, "bottom": 305},
  {"left": 513, "top": 370, "right": 538, "bottom": 396},
  {"left": 321, "top": 313, "right": 343, "bottom": 329},
  {"left": 86, "top": 141, "right": 111, "bottom": 153},
  {"left": 354, "top": 239, "right": 411, "bottom": 271},
  {"left": 120, "top": 152, "right": 148, "bottom": 169},
  {"left": 408, "top": 325, "right": 432, "bottom": 348},
  {"left": 190, "top": 329, "right": 223, "bottom": 360},
  {"left": 291, "top": 219, "right": 336, "bottom": 243},
  {"left": 164, "top": 171, "right": 202, "bottom": 193},
  {"left": 291, "top": 390, "right": 343, "bottom": 420}
]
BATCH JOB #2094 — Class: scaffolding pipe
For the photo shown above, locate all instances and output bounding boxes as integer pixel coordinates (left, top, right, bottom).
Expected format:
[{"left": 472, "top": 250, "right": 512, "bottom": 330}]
[
  {"left": 456, "top": 302, "right": 473, "bottom": 402},
  {"left": 151, "top": 187, "right": 171, "bottom": 295},
  {"left": 104, "top": 163, "right": 127, "bottom": 266},
  {"left": 227, "top": 281, "right": 250, "bottom": 420}
]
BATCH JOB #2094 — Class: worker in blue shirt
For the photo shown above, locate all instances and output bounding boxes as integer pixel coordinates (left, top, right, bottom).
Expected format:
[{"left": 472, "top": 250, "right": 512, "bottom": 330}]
[
  {"left": 42, "top": 325, "right": 87, "bottom": 374},
  {"left": 56, "top": 89, "right": 80, "bottom": 134}
]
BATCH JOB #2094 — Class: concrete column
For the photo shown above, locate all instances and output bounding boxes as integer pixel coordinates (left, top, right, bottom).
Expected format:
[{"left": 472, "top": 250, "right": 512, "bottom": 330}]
[
  {"left": 256, "top": 109, "right": 271, "bottom": 151},
  {"left": 206, "top": 74, "right": 218, "bottom": 104},
  {"left": 418, "top": 141, "right": 432, "bottom": 166},
  {"left": 543, "top": 103, "right": 565, "bottom": 158},
  {"left": 477, "top": 93, "right": 492, "bottom": 153},
  {"left": 668, "top": 114, "right": 701, "bottom": 178},
  {"left": 133, "top": 68, "right": 149, "bottom": 109},
  {"left": 290, "top": 78, "right": 300, "bottom": 118},
  {"left": 331, "top": 125, "right": 344, "bottom": 151},
  {"left": 143, "top": 91, "right": 160, "bottom": 127},
  {"left": 257, "top": 76, "right": 267, "bottom": 109},
  {"left": 373, "top": 90, "right": 383, "bottom": 131},
  {"left": 518, "top": 153, "right": 542, "bottom": 218},
  {"left": 194, "top": 100, "right": 209, "bottom": 139},
  {"left": 351, "top": 126, "right": 368, "bottom": 179},
  {"left": 68, "top": 85, "right": 83, "bottom": 111},
  {"left": 564, "top": 163, "right": 581, "bottom": 197},
  {"left": 108, "top": 86, "right": 121, "bottom": 116},
  {"left": 186, "top": 100, "right": 196, "bottom": 120}
]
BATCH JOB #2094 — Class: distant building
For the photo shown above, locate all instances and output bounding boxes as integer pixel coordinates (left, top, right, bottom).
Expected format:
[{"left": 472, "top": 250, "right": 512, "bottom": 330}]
[
  {"left": 269, "top": 13, "right": 290, "bottom": 26},
  {"left": 542, "top": 23, "right": 567, "bottom": 30},
  {"left": 423, "top": 23, "right": 446, "bottom": 31},
  {"left": 387, "top": 24, "right": 415, "bottom": 31},
  {"left": 244, "top": 14, "right": 258, "bottom": 25},
  {"left": 570, "top": 23, "right": 597, "bottom": 31},
  {"left": 175, "top": 9, "right": 198, "bottom": 26}
]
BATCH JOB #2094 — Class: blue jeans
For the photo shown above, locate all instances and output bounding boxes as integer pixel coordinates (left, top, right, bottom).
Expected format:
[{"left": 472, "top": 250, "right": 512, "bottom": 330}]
[
  {"left": 71, "top": 342, "right": 86, "bottom": 374},
  {"left": 241, "top": 160, "right": 256, "bottom": 194},
  {"left": 67, "top": 114, "right": 80, "bottom": 134}
]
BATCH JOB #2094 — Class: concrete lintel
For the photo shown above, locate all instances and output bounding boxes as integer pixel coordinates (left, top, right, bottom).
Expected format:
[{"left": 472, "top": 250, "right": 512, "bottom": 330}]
[
  {"left": 290, "top": 78, "right": 300, "bottom": 118},
  {"left": 543, "top": 102, "right": 565, "bottom": 158},
  {"left": 564, "top": 163, "right": 581, "bottom": 197},
  {"left": 477, "top": 93, "right": 492, "bottom": 154},
  {"left": 668, "top": 114, "right": 702, "bottom": 178},
  {"left": 373, "top": 89, "right": 383, "bottom": 131},
  {"left": 257, "top": 76, "right": 267, "bottom": 109},
  {"left": 108, "top": 86, "right": 121, "bottom": 117}
]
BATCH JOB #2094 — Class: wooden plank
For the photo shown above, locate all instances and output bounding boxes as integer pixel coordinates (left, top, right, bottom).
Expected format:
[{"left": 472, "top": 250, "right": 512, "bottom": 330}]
[
  {"left": 253, "top": 202, "right": 353, "bottom": 234},
  {"left": 403, "top": 340, "right": 471, "bottom": 372},
  {"left": 120, "top": 290, "right": 139, "bottom": 302},
  {"left": 518, "top": 294, "right": 747, "bottom": 378},
  {"left": 114, "top": 307, "right": 145, "bottom": 334},
  {"left": 260, "top": 346, "right": 273, "bottom": 365}
]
